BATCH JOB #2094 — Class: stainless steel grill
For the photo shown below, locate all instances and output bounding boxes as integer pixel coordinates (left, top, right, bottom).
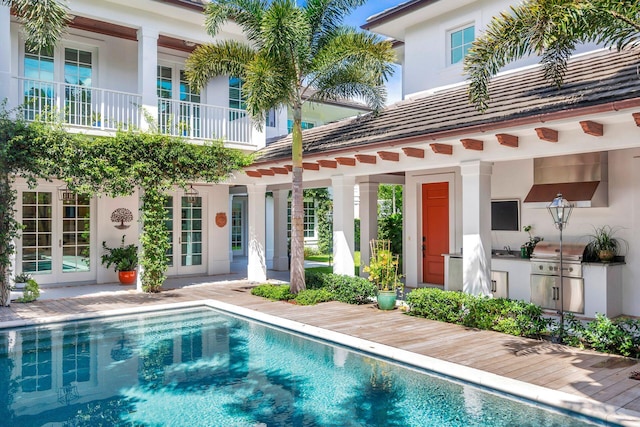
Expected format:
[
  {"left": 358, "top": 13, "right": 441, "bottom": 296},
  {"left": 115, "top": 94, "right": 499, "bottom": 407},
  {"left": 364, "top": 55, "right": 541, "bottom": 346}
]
[{"left": 530, "top": 242, "right": 587, "bottom": 313}]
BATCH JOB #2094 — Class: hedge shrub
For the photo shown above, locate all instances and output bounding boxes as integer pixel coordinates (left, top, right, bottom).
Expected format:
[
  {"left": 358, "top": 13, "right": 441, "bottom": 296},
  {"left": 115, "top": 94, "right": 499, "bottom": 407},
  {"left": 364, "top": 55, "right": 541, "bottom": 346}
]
[
  {"left": 405, "top": 288, "right": 547, "bottom": 338},
  {"left": 251, "top": 284, "right": 294, "bottom": 301},
  {"left": 294, "top": 288, "right": 334, "bottom": 306},
  {"left": 325, "top": 274, "right": 377, "bottom": 305}
]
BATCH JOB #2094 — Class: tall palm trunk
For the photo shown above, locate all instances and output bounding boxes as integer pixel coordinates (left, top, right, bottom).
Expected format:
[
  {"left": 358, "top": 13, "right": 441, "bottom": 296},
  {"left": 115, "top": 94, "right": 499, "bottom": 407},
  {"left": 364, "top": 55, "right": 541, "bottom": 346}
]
[
  {"left": 0, "top": 173, "right": 11, "bottom": 306},
  {"left": 289, "top": 103, "right": 305, "bottom": 293}
]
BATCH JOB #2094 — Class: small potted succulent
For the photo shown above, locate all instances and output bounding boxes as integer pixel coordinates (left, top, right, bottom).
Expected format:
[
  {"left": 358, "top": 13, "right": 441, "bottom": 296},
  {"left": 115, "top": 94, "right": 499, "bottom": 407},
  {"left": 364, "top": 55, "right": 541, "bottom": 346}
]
[
  {"left": 101, "top": 235, "right": 139, "bottom": 284},
  {"left": 364, "top": 239, "right": 404, "bottom": 310}
]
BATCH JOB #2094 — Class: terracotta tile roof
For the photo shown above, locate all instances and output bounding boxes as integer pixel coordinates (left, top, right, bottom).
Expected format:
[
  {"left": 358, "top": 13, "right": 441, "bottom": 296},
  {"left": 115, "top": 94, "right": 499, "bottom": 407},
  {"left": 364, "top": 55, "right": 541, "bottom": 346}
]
[{"left": 255, "top": 48, "right": 640, "bottom": 164}]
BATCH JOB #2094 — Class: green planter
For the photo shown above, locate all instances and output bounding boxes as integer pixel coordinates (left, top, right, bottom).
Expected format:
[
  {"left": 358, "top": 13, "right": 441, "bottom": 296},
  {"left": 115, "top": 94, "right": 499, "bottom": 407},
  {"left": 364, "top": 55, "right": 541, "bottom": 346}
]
[{"left": 377, "top": 290, "right": 397, "bottom": 310}]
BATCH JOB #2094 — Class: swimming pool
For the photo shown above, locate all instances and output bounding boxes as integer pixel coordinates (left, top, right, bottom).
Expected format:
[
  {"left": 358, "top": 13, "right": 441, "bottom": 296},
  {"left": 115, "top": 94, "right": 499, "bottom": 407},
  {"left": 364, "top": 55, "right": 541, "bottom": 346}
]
[{"left": 0, "top": 306, "right": 617, "bottom": 426}]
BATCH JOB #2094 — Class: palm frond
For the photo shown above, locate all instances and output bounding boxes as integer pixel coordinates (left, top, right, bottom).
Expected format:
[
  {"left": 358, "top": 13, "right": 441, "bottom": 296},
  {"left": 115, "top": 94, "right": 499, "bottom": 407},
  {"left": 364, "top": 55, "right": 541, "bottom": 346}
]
[
  {"left": 204, "top": 0, "right": 267, "bottom": 43},
  {"left": 310, "top": 29, "right": 395, "bottom": 88},
  {"left": 261, "top": 0, "right": 311, "bottom": 68},
  {"left": 243, "top": 53, "right": 296, "bottom": 127},
  {"left": 184, "top": 41, "right": 256, "bottom": 91},
  {"left": 304, "top": 0, "right": 365, "bottom": 53},
  {"left": 9, "top": 0, "right": 69, "bottom": 50},
  {"left": 465, "top": 0, "right": 640, "bottom": 111},
  {"left": 313, "top": 68, "right": 388, "bottom": 112}
]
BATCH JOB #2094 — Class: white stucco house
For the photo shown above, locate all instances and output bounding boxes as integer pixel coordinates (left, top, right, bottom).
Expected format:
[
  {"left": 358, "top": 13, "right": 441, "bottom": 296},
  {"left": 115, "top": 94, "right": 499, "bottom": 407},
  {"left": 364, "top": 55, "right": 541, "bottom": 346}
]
[
  {"left": 4, "top": 0, "right": 640, "bottom": 320},
  {"left": 240, "top": 0, "right": 640, "bottom": 319}
]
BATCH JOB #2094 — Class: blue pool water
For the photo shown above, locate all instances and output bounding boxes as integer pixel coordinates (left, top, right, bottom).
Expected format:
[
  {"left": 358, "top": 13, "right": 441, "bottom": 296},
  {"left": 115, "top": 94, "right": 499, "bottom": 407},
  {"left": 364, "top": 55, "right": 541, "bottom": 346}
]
[{"left": 0, "top": 307, "right": 614, "bottom": 426}]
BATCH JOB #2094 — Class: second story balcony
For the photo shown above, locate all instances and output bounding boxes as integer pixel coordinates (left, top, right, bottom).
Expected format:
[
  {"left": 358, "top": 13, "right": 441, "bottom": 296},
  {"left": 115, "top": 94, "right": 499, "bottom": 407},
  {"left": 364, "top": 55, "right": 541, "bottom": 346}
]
[{"left": 14, "top": 77, "right": 257, "bottom": 149}]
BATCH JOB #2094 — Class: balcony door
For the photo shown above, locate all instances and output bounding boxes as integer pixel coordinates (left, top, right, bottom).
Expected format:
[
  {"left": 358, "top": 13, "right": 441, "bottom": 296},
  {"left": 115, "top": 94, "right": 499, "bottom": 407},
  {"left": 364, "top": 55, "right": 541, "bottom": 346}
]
[
  {"left": 17, "top": 187, "right": 95, "bottom": 285},
  {"left": 164, "top": 195, "right": 207, "bottom": 276}
]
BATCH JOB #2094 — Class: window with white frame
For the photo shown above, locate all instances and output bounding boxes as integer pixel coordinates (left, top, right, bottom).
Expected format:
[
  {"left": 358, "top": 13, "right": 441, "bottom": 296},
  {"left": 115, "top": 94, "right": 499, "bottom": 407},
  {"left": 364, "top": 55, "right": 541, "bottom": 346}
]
[
  {"left": 449, "top": 24, "right": 475, "bottom": 65},
  {"left": 287, "top": 200, "right": 317, "bottom": 239},
  {"left": 229, "top": 76, "right": 247, "bottom": 121},
  {"left": 287, "top": 119, "right": 315, "bottom": 134},
  {"left": 23, "top": 46, "right": 55, "bottom": 120},
  {"left": 266, "top": 108, "right": 277, "bottom": 127}
]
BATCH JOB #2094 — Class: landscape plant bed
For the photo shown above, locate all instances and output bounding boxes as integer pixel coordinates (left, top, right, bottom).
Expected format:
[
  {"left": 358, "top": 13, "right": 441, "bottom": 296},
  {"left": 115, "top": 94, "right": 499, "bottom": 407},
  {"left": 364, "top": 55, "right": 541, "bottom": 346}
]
[{"left": 405, "top": 287, "right": 640, "bottom": 358}]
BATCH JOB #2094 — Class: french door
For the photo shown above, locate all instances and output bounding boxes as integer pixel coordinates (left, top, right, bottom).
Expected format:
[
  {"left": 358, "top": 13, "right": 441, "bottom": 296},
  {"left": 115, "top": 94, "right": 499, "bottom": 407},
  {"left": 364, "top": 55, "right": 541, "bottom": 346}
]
[
  {"left": 18, "top": 188, "right": 95, "bottom": 284},
  {"left": 164, "top": 195, "right": 207, "bottom": 276}
]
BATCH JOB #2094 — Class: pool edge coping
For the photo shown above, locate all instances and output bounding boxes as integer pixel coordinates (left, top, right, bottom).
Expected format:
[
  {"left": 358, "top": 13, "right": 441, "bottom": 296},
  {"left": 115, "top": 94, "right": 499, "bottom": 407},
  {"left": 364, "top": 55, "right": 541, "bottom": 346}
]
[{"left": 2, "top": 299, "right": 639, "bottom": 427}]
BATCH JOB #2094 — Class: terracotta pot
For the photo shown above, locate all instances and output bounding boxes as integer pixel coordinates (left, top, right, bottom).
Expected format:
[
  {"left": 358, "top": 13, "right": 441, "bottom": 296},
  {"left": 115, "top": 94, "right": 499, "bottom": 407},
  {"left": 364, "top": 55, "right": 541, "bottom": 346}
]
[
  {"left": 118, "top": 270, "right": 137, "bottom": 285},
  {"left": 598, "top": 250, "right": 615, "bottom": 263}
]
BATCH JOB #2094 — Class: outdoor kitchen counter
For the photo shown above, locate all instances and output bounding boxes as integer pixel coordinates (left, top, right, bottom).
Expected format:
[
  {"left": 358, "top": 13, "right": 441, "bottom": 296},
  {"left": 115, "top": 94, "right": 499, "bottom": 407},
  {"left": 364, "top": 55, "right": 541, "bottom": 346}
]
[{"left": 445, "top": 255, "right": 625, "bottom": 318}]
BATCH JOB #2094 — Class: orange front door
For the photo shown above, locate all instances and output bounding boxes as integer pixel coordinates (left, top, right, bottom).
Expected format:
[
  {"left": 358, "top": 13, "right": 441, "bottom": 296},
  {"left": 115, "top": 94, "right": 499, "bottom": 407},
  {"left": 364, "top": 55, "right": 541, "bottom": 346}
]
[{"left": 422, "top": 182, "right": 449, "bottom": 284}]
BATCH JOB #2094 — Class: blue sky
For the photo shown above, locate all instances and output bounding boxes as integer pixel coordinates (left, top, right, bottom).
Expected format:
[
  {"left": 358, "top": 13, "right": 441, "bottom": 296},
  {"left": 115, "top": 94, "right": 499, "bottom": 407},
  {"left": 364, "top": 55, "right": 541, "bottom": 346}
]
[{"left": 345, "top": 1, "right": 404, "bottom": 104}]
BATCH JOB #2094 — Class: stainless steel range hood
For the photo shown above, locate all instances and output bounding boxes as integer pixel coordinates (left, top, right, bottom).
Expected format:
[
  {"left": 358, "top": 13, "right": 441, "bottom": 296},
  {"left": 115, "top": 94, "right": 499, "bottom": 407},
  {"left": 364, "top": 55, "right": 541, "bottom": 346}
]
[{"left": 523, "top": 152, "right": 608, "bottom": 208}]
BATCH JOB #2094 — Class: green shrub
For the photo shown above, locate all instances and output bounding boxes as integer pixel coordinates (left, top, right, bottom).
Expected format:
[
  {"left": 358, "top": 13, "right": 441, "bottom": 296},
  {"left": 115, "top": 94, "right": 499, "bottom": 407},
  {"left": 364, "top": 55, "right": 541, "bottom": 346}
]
[
  {"left": 251, "top": 284, "right": 294, "bottom": 301},
  {"left": 294, "top": 288, "right": 334, "bottom": 305},
  {"left": 406, "top": 288, "right": 547, "bottom": 338},
  {"left": 16, "top": 279, "right": 40, "bottom": 303},
  {"left": 305, "top": 270, "right": 332, "bottom": 289},
  {"left": 406, "top": 288, "right": 467, "bottom": 323},
  {"left": 565, "top": 314, "right": 640, "bottom": 357},
  {"left": 326, "top": 274, "right": 377, "bottom": 305}
]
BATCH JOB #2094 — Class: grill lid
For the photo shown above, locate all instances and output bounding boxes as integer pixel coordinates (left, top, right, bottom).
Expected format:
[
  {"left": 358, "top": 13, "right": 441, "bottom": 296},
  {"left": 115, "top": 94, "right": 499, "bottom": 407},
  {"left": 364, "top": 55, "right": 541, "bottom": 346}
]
[{"left": 530, "top": 241, "right": 587, "bottom": 261}]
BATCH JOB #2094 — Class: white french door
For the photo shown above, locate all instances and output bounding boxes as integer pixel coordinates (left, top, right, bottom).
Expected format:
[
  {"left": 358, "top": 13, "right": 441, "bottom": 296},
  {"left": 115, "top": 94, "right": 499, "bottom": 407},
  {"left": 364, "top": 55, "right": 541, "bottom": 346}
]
[
  {"left": 164, "top": 194, "right": 207, "bottom": 276},
  {"left": 17, "top": 187, "right": 95, "bottom": 284}
]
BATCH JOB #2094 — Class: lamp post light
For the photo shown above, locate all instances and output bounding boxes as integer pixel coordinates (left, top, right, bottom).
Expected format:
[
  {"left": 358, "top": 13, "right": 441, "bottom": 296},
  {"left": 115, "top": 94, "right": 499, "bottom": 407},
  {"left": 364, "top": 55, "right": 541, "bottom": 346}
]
[{"left": 547, "top": 193, "right": 574, "bottom": 342}]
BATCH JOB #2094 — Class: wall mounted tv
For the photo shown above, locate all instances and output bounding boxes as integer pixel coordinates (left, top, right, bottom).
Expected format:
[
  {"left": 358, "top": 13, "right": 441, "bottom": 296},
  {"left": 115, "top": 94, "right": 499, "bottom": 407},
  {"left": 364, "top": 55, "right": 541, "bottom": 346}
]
[{"left": 491, "top": 199, "right": 520, "bottom": 231}]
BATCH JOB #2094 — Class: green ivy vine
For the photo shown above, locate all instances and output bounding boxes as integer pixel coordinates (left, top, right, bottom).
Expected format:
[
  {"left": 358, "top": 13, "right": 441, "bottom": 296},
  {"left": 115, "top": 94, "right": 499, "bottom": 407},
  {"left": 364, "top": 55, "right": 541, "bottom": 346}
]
[{"left": 0, "top": 107, "right": 251, "bottom": 301}]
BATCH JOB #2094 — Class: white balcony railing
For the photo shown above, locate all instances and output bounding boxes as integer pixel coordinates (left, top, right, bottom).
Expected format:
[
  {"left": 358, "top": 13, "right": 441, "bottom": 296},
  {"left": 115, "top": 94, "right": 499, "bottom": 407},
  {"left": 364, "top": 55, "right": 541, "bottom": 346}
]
[
  {"left": 16, "top": 77, "right": 142, "bottom": 131},
  {"left": 14, "top": 77, "right": 255, "bottom": 145},
  {"left": 157, "top": 98, "right": 252, "bottom": 144}
]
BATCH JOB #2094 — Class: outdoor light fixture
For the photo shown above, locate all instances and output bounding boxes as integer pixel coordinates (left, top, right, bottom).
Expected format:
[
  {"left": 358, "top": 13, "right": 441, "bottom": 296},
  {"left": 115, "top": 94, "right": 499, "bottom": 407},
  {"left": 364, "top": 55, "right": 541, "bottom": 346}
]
[
  {"left": 547, "top": 193, "right": 574, "bottom": 341},
  {"left": 185, "top": 184, "right": 199, "bottom": 204},
  {"left": 57, "top": 184, "right": 75, "bottom": 202}
]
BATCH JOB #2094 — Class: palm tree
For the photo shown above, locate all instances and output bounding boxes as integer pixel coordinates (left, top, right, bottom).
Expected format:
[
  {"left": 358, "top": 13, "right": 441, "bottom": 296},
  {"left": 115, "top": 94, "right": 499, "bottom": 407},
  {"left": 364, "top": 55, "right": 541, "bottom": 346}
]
[
  {"left": 3, "top": 0, "right": 69, "bottom": 50},
  {"left": 464, "top": 0, "right": 640, "bottom": 111},
  {"left": 186, "top": 0, "right": 395, "bottom": 293}
]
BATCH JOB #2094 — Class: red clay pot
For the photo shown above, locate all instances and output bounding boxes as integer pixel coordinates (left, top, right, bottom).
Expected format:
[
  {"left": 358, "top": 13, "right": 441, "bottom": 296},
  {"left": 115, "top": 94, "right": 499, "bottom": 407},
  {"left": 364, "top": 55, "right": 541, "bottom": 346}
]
[{"left": 118, "top": 270, "right": 137, "bottom": 285}]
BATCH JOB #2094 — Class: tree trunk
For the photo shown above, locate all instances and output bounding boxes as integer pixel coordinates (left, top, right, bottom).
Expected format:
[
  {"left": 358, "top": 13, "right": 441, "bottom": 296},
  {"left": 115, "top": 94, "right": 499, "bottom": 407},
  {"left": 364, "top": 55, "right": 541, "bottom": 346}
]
[
  {"left": 289, "top": 104, "right": 306, "bottom": 293},
  {"left": 0, "top": 173, "right": 11, "bottom": 306}
]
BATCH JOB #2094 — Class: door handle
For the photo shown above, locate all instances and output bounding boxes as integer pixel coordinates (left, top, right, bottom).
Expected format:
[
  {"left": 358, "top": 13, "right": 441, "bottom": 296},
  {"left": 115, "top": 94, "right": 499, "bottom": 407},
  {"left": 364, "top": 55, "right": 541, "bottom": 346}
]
[{"left": 491, "top": 280, "right": 497, "bottom": 293}]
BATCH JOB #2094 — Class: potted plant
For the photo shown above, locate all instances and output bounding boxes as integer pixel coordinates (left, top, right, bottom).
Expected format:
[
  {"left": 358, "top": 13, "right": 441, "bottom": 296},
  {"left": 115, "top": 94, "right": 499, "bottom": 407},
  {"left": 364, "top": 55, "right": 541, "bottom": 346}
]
[
  {"left": 364, "top": 239, "right": 404, "bottom": 310},
  {"left": 101, "top": 235, "right": 139, "bottom": 284},
  {"left": 585, "top": 225, "right": 627, "bottom": 263},
  {"left": 521, "top": 225, "right": 543, "bottom": 258},
  {"left": 13, "top": 272, "right": 32, "bottom": 291}
]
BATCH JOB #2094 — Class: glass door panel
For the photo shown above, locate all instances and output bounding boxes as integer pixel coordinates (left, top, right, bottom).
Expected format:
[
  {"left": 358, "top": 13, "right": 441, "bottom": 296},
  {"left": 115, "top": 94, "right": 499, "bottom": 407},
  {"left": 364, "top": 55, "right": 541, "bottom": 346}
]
[
  {"left": 165, "top": 193, "right": 206, "bottom": 276},
  {"left": 21, "top": 191, "right": 53, "bottom": 274},
  {"left": 231, "top": 200, "right": 244, "bottom": 256},
  {"left": 181, "top": 196, "right": 202, "bottom": 267},
  {"left": 61, "top": 194, "right": 91, "bottom": 273},
  {"left": 19, "top": 188, "right": 95, "bottom": 284}
]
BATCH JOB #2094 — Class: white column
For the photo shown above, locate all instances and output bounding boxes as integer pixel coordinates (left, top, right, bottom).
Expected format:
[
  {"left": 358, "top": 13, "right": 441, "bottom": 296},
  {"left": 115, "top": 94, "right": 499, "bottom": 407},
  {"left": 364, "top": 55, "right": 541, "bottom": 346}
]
[
  {"left": 460, "top": 161, "right": 492, "bottom": 296},
  {"left": 137, "top": 27, "right": 158, "bottom": 130},
  {"left": 208, "top": 185, "right": 231, "bottom": 274},
  {"left": 0, "top": 6, "right": 11, "bottom": 105},
  {"left": 358, "top": 182, "right": 378, "bottom": 276},
  {"left": 332, "top": 175, "right": 355, "bottom": 276},
  {"left": 247, "top": 184, "right": 267, "bottom": 282},
  {"left": 272, "top": 189, "right": 289, "bottom": 271}
]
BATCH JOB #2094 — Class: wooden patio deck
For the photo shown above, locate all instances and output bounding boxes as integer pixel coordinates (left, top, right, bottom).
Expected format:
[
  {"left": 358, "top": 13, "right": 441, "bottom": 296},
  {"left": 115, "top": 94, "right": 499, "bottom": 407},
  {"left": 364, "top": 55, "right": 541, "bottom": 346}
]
[{"left": 1, "top": 279, "right": 639, "bottom": 425}]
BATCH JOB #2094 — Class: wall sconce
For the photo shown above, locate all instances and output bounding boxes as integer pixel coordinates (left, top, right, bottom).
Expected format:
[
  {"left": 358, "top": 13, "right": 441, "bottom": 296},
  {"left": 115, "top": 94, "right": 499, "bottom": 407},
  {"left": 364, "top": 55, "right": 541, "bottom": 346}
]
[
  {"left": 58, "top": 185, "right": 75, "bottom": 202},
  {"left": 185, "top": 184, "right": 199, "bottom": 204}
]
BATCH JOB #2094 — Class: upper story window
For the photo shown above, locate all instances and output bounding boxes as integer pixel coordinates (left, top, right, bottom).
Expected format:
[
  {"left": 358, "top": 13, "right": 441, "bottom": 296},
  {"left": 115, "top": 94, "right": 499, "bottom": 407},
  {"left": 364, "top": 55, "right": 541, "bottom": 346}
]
[
  {"left": 287, "top": 119, "right": 315, "bottom": 134},
  {"left": 64, "top": 48, "right": 92, "bottom": 87},
  {"left": 449, "top": 25, "right": 474, "bottom": 65},
  {"left": 24, "top": 46, "right": 54, "bottom": 81},
  {"left": 266, "top": 108, "right": 277, "bottom": 127},
  {"left": 180, "top": 70, "right": 200, "bottom": 104},
  {"left": 229, "top": 77, "right": 246, "bottom": 110},
  {"left": 157, "top": 65, "right": 173, "bottom": 99}
]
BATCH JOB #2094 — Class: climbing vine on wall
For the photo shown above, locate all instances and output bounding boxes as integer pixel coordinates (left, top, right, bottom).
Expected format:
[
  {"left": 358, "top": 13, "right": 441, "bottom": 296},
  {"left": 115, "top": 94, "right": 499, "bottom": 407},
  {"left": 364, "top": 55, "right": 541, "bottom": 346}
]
[
  {"left": 0, "top": 109, "right": 251, "bottom": 300},
  {"left": 55, "top": 130, "right": 252, "bottom": 292},
  {"left": 0, "top": 107, "right": 75, "bottom": 306}
]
